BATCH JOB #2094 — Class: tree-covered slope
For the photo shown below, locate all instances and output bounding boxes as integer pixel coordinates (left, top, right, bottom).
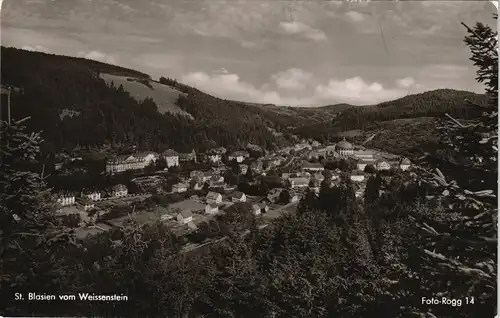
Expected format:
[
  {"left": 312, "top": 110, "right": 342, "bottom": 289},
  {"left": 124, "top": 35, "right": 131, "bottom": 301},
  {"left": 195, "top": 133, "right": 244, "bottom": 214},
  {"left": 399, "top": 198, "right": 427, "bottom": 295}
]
[
  {"left": 293, "top": 89, "right": 489, "bottom": 143},
  {"left": 0, "top": 47, "right": 291, "bottom": 153}
]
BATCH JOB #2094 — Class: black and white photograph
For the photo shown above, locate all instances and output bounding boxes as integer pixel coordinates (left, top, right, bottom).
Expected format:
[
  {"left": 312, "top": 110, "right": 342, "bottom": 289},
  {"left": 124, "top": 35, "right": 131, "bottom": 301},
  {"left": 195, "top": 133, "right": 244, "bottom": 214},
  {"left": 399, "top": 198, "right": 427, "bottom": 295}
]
[{"left": 0, "top": 0, "right": 497, "bottom": 316}]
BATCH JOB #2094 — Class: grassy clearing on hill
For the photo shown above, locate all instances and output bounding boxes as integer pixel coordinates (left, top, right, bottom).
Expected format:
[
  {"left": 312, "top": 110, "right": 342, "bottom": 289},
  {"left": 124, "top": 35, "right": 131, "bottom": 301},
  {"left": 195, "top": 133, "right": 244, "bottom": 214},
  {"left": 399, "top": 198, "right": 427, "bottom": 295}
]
[{"left": 99, "top": 73, "right": 193, "bottom": 118}]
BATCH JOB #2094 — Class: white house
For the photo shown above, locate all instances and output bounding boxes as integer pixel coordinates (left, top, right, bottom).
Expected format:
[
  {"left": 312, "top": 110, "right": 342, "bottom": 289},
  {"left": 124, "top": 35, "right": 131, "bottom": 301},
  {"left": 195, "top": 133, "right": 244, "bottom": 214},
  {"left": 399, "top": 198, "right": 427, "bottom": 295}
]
[
  {"left": 112, "top": 184, "right": 128, "bottom": 197},
  {"left": 162, "top": 149, "right": 179, "bottom": 167},
  {"left": 353, "top": 150, "right": 375, "bottom": 160},
  {"left": 289, "top": 177, "right": 310, "bottom": 189},
  {"left": 399, "top": 158, "right": 411, "bottom": 171},
  {"left": 302, "top": 162, "right": 325, "bottom": 172},
  {"left": 208, "top": 154, "right": 221, "bottom": 163},
  {"left": 56, "top": 193, "right": 76, "bottom": 206},
  {"left": 258, "top": 203, "right": 269, "bottom": 213},
  {"left": 192, "top": 183, "right": 204, "bottom": 191},
  {"left": 172, "top": 183, "right": 188, "bottom": 193},
  {"left": 82, "top": 190, "right": 101, "bottom": 201},
  {"left": 209, "top": 175, "right": 224, "bottom": 187},
  {"left": 350, "top": 171, "right": 365, "bottom": 182},
  {"left": 177, "top": 210, "right": 194, "bottom": 224},
  {"left": 228, "top": 151, "right": 247, "bottom": 163},
  {"left": 231, "top": 191, "right": 246, "bottom": 202},
  {"left": 376, "top": 160, "right": 391, "bottom": 170},
  {"left": 252, "top": 204, "right": 262, "bottom": 215},
  {"left": 105, "top": 152, "right": 158, "bottom": 174},
  {"left": 206, "top": 191, "right": 222, "bottom": 204},
  {"left": 205, "top": 203, "right": 219, "bottom": 215}
]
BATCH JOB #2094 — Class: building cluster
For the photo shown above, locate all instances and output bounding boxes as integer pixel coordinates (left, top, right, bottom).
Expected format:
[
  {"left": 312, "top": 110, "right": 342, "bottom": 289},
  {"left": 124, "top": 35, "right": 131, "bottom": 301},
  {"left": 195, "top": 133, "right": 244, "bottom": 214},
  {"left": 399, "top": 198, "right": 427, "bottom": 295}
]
[{"left": 58, "top": 135, "right": 413, "bottom": 240}]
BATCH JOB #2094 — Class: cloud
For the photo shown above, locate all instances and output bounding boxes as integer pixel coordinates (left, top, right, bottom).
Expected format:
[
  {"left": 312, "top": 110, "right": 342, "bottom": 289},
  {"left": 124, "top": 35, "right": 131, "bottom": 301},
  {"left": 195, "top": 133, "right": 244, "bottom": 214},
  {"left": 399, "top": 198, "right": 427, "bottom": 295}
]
[
  {"left": 272, "top": 68, "right": 313, "bottom": 90},
  {"left": 181, "top": 71, "right": 288, "bottom": 105},
  {"left": 279, "top": 21, "right": 327, "bottom": 41},
  {"left": 182, "top": 70, "right": 415, "bottom": 106},
  {"left": 396, "top": 77, "right": 415, "bottom": 88},
  {"left": 21, "top": 44, "right": 49, "bottom": 52},
  {"left": 345, "top": 11, "right": 365, "bottom": 22},
  {"left": 77, "top": 50, "right": 117, "bottom": 64},
  {"left": 314, "top": 77, "right": 410, "bottom": 104}
]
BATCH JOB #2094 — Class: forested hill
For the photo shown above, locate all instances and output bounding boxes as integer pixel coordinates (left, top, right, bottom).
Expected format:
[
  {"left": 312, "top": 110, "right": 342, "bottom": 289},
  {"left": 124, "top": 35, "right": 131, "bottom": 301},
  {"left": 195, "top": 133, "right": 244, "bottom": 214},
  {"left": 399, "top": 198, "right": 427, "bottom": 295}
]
[
  {"left": 0, "top": 47, "right": 308, "bottom": 154},
  {"left": 0, "top": 46, "right": 489, "bottom": 157},
  {"left": 0, "top": 47, "right": 348, "bottom": 155},
  {"left": 293, "top": 89, "right": 489, "bottom": 143}
]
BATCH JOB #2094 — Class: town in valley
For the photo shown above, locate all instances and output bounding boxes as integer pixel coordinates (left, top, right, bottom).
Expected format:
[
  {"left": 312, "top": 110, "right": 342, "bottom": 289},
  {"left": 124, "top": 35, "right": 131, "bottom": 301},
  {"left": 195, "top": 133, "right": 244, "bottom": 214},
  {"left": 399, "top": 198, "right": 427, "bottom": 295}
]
[{"left": 53, "top": 136, "right": 411, "bottom": 250}]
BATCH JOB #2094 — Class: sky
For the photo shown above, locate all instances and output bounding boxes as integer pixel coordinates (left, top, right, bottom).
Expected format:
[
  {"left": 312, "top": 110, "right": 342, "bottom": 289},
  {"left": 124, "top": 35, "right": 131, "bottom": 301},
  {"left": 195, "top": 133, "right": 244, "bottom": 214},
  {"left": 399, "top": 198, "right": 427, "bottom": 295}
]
[{"left": 0, "top": 0, "right": 497, "bottom": 106}]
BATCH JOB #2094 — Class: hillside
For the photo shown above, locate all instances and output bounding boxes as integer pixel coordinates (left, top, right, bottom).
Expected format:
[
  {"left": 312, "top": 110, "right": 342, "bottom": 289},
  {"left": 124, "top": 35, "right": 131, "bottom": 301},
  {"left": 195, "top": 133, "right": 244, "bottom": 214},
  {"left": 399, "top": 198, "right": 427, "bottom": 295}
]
[
  {"left": 99, "top": 73, "right": 192, "bottom": 118},
  {"left": 0, "top": 47, "right": 300, "bottom": 153},
  {"left": 1, "top": 46, "right": 489, "bottom": 158},
  {"left": 293, "top": 89, "right": 489, "bottom": 143}
]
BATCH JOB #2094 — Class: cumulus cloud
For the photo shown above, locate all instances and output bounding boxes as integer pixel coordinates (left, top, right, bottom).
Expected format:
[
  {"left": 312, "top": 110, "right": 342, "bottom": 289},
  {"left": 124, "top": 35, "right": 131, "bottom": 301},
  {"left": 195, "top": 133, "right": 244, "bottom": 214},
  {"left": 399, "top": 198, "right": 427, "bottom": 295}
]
[
  {"left": 77, "top": 50, "right": 117, "bottom": 64},
  {"left": 396, "top": 77, "right": 416, "bottom": 88},
  {"left": 315, "top": 77, "right": 415, "bottom": 104},
  {"left": 279, "top": 21, "right": 327, "bottom": 41},
  {"left": 272, "top": 68, "right": 313, "bottom": 90},
  {"left": 345, "top": 11, "right": 365, "bottom": 22},
  {"left": 21, "top": 45, "right": 49, "bottom": 52},
  {"left": 181, "top": 70, "right": 415, "bottom": 106}
]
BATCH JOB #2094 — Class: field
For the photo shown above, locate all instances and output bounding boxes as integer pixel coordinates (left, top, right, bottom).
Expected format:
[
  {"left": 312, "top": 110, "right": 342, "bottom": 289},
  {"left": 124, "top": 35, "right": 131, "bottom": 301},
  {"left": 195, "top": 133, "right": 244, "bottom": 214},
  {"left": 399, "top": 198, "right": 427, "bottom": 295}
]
[{"left": 99, "top": 73, "right": 193, "bottom": 118}]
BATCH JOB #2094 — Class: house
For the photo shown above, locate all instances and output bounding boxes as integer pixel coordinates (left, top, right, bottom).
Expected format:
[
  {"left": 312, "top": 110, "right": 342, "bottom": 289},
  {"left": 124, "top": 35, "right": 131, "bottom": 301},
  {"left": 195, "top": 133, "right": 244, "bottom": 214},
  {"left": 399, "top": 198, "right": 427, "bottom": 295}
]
[
  {"left": 105, "top": 152, "right": 158, "bottom": 174},
  {"left": 205, "top": 203, "right": 219, "bottom": 215},
  {"left": 207, "top": 147, "right": 227, "bottom": 163},
  {"left": 82, "top": 190, "right": 101, "bottom": 201},
  {"left": 228, "top": 151, "right": 247, "bottom": 163},
  {"left": 209, "top": 175, "right": 224, "bottom": 187},
  {"left": 192, "top": 183, "right": 204, "bottom": 191},
  {"left": 179, "top": 149, "right": 197, "bottom": 163},
  {"left": 172, "top": 183, "right": 188, "bottom": 193},
  {"left": 258, "top": 203, "right": 269, "bottom": 213},
  {"left": 356, "top": 159, "right": 375, "bottom": 171},
  {"left": 231, "top": 191, "right": 246, "bottom": 202},
  {"left": 239, "top": 164, "right": 248, "bottom": 174},
  {"left": 187, "top": 221, "right": 198, "bottom": 231},
  {"left": 353, "top": 150, "right": 375, "bottom": 160},
  {"left": 177, "top": 210, "right": 194, "bottom": 224},
  {"left": 313, "top": 172, "right": 325, "bottom": 183},
  {"left": 56, "top": 192, "right": 76, "bottom": 206},
  {"left": 112, "top": 184, "right": 128, "bottom": 197},
  {"left": 206, "top": 191, "right": 223, "bottom": 204},
  {"left": 162, "top": 149, "right": 179, "bottom": 167},
  {"left": 202, "top": 171, "right": 214, "bottom": 182},
  {"left": 350, "top": 171, "right": 365, "bottom": 182},
  {"left": 190, "top": 195, "right": 201, "bottom": 202},
  {"left": 252, "top": 204, "right": 262, "bottom": 215},
  {"left": 267, "top": 188, "right": 283, "bottom": 203},
  {"left": 399, "top": 158, "right": 411, "bottom": 171},
  {"left": 376, "top": 160, "right": 391, "bottom": 170},
  {"left": 288, "top": 177, "right": 310, "bottom": 189},
  {"left": 208, "top": 153, "right": 222, "bottom": 163},
  {"left": 78, "top": 197, "right": 95, "bottom": 211}
]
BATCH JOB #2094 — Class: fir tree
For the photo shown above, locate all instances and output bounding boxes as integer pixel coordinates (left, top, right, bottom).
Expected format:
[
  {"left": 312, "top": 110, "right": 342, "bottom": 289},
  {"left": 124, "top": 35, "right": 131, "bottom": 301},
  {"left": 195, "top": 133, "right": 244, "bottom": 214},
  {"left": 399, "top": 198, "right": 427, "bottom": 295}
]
[
  {"left": 0, "top": 117, "right": 77, "bottom": 315},
  {"left": 405, "top": 17, "right": 497, "bottom": 317}
]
